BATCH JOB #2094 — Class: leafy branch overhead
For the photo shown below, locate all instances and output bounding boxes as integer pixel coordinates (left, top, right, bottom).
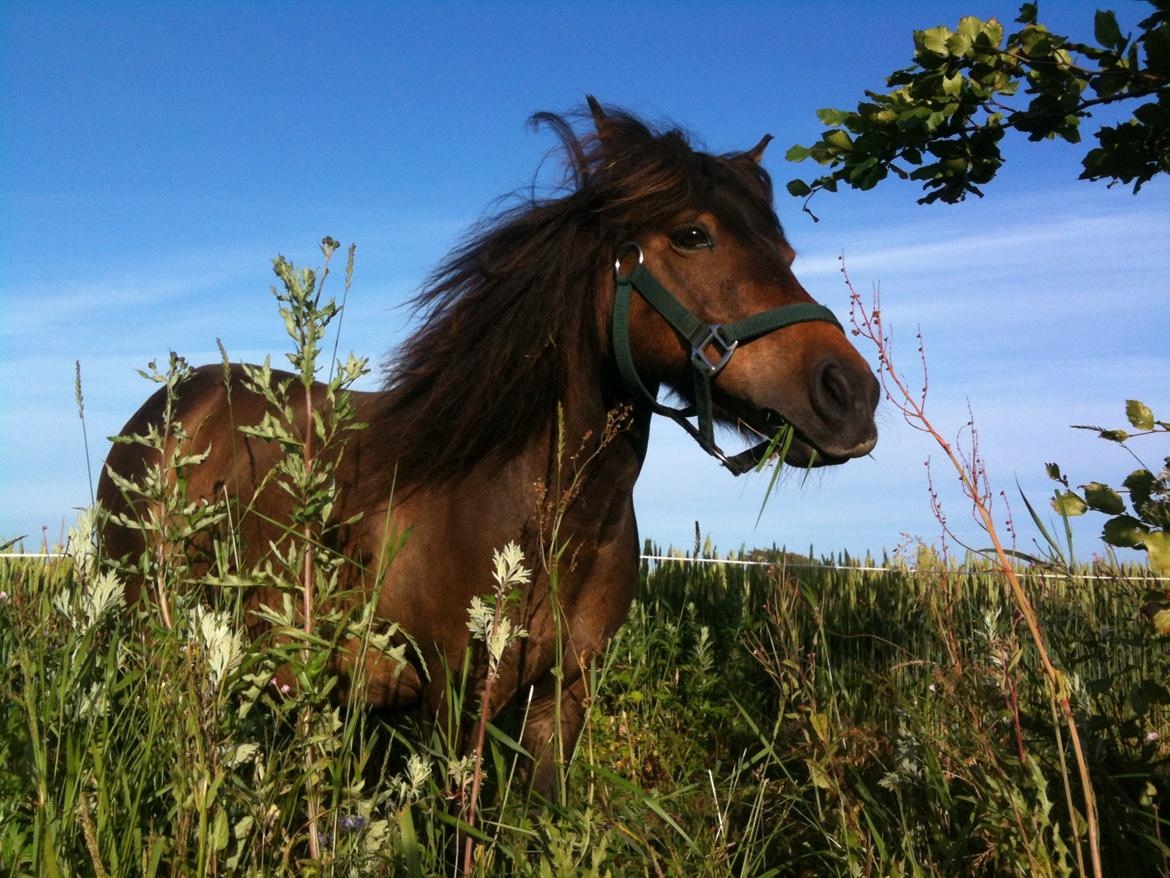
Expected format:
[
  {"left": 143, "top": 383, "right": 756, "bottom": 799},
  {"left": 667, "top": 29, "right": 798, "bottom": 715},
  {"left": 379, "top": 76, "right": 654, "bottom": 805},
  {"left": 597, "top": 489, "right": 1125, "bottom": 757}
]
[{"left": 786, "top": 2, "right": 1170, "bottom": 206}]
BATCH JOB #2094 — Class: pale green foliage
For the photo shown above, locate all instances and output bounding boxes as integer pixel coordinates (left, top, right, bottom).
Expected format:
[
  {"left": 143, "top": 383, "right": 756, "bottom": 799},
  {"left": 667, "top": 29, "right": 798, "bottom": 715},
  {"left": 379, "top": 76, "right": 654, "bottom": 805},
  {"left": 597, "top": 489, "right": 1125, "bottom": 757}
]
[
  {"left": 788, "top": 3, "right": 1169, "bottom": 206},
  {"left": 1043, "top": 399, "right": 1170, "bottom": 633},
  {"left": 52, "top": 523, "right": 125, "bottom": 635},
  {"left": 467, "top": 542, "right": 532, "bottom": 670},
  {"left": 189, "top": 605, "right": 245, "bottom": 690}
]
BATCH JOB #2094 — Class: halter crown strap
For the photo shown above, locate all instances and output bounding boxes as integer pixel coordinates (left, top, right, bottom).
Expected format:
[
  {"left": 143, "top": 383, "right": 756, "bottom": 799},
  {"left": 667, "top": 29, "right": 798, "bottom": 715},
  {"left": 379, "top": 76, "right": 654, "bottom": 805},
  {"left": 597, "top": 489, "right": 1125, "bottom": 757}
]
[{"left": 611, "top": 242, "right": 842, "bottom": 474}]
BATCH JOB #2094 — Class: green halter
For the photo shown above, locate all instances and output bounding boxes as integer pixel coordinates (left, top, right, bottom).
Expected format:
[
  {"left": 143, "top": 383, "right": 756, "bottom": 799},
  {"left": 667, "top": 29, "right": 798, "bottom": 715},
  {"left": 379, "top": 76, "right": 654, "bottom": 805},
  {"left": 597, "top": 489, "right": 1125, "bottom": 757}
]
[{"left": 611, "top": 242, "right": 843, "bottom": 475}]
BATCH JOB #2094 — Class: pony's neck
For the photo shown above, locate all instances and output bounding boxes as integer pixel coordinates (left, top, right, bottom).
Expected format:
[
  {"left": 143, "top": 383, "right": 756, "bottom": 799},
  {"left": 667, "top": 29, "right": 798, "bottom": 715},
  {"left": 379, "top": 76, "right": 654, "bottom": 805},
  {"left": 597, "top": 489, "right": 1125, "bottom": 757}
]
[{"left": 534, "top": 344, "right": 653, "bottom": 542}]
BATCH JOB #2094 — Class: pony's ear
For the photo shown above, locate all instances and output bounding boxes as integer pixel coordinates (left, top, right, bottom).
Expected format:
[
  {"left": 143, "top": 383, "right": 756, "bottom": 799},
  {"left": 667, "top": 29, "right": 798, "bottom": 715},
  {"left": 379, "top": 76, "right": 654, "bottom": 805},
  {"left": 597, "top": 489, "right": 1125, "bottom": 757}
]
[
  {"left": 743, "top": 134, "right": 774, "bottom": 165},
  {"left": 587, "top": 95, "right": 619, "bottom": 146}
]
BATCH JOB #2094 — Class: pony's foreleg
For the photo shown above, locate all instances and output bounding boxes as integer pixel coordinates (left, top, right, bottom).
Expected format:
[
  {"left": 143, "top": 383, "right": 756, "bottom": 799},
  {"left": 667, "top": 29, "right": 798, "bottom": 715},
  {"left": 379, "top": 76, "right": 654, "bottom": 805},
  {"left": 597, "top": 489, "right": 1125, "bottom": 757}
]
[{"left": 519, "top": 672, "right": 590, "bottom": 803}]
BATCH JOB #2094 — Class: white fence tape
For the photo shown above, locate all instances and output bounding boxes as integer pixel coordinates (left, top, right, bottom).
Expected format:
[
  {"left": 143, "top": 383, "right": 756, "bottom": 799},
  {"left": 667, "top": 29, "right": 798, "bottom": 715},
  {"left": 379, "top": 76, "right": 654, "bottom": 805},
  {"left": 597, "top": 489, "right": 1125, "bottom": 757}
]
[{"left": 4, "top": 550, "right": 1168, "bottom": 582}]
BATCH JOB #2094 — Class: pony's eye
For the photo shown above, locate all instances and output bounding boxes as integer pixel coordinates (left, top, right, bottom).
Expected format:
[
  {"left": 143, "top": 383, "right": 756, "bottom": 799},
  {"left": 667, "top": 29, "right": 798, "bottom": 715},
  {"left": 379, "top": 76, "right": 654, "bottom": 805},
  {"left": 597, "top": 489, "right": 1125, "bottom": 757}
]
[{"left": 670, "top": 226, "right": 714, "bottom": 250}]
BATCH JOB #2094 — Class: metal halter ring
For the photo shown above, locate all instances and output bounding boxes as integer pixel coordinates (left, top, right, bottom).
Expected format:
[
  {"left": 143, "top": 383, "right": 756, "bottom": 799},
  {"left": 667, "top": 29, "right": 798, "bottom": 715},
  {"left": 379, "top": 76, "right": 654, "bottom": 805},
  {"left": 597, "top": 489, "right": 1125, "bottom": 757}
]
[{"left": 613, "top": 241, "right": 644, "bottom": 281}]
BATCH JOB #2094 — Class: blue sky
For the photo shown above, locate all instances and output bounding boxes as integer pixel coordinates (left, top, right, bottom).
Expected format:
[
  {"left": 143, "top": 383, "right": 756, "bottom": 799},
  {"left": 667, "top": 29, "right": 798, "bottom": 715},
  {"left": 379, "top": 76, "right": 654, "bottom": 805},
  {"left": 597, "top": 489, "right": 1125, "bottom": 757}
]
[{"left": 2, "top": 1, "right": 1167, "bottom": 560}]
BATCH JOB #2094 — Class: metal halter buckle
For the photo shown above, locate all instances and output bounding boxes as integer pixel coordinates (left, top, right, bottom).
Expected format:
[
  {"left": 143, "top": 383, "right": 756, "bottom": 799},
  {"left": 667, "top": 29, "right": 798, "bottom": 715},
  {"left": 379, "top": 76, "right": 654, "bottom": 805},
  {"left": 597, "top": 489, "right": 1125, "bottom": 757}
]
[{"left": 691, "top": 324, "right": 738, "bottom": 375}]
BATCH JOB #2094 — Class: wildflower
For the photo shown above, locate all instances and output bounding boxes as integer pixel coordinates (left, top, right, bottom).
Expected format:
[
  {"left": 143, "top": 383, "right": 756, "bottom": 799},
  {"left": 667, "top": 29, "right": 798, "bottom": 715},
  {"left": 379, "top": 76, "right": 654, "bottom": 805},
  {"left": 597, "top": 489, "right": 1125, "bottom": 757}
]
[
  {"left": 1146, "top": 730, "right": 1160, "bottom": 743},
  {"left": 339, "top": 815, "right": 368, "bottom": 833},
  {"left": 466, "top": 543, "right": 531, "bottom": 670},
  {"left": 0, "top": 591, "right": 8, "bottom": 602},
  {"left": 190, "top": 606, "right": 243, "bottom": 688}
]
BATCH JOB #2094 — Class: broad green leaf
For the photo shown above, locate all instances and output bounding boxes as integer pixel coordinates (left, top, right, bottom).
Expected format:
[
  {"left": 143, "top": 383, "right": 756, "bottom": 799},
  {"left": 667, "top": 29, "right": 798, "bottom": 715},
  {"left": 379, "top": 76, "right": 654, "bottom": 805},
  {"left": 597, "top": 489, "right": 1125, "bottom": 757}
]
[
  {"left": 824, "top": 129, "right": 854, "bottom": 151},
  {"left": 810, "top": 711, "right": 830, "bottom": 745},
  {"left": 806, "top": 759, "right": 833, "bottom": 789},
  {"left": 955, "top": 16, "right": 983, "bottom": 40},
  {"left": 947, "top": 32, "right": 973, "bottom": 58},
  {"left": 1142, "top": 531, "right": 1170, "bottom": 574},
  {"left": 212, "top": 806, "right": 229, "bottom": 852},
  {"left": 785, "top": 143, "right": 811, "bottom": 162},
  {"left": 1051, "top": 490, "right": 1087, "bottom": 517},
  {"left": 786, "top": 179, "right": 812, "bottom": 197},
  {"left": 1094, "top": 10, "right": 1125, "bottom": 51},
  {"left": 918, "top": 26, "right": 952, "bottom": 56},
  {"left": 1130, "top": 680, "right": 1170, "bottom": 715},
  {"left": 1102, "top": 514, "right": 1148, "bottom": 547},
  {"left": 1126, "top": 399, "right": 1155, "bottom": 430},
  {"left": 1152, "top": 606, "right": 1170, "bottom": 636},
  {"left": 816, "top": 108, "right": 851, "bottom": 126},
  {"left": 1124, "top": 469, "right": 1157, "bottom": 510},
  {"left": 1147, "top": 22, "right": 1170, "bottom": 76},
  {"left": 1082, "top": 481, "right": 1126, "bottom": 514},
  {"left": 981, "top": 18, "right": 1005, "bottom": 48}
]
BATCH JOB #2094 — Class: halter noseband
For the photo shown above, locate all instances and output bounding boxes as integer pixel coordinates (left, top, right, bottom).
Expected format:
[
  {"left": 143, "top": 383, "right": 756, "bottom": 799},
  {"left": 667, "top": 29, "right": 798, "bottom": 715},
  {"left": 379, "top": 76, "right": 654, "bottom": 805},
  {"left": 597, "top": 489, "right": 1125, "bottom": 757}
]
[{"left": 611, "top": 241, "right": 843, "bottom": 475}]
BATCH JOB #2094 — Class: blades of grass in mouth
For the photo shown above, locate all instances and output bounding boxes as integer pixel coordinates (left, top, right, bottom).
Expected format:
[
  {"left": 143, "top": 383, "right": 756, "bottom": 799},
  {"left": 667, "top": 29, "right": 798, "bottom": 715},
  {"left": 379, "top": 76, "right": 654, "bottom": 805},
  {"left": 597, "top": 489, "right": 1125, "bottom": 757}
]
[{"left": 755, "top": 424, "right": 795, "bottom": 528}]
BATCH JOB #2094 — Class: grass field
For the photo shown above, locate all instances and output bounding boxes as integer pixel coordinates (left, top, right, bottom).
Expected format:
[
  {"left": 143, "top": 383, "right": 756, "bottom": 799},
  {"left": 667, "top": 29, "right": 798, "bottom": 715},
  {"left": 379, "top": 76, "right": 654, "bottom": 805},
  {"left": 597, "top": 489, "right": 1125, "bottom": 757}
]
[{"left": 3, "top": 532, "right": 1167, "bottom": 877}]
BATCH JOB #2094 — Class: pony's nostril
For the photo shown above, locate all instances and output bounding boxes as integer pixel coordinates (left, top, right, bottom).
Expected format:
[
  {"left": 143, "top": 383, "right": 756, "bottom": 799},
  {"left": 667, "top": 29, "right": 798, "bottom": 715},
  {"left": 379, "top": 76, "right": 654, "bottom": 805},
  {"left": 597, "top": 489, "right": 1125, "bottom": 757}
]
[{"left": 811, "top": 360, "right": 855, "bottom": 423}]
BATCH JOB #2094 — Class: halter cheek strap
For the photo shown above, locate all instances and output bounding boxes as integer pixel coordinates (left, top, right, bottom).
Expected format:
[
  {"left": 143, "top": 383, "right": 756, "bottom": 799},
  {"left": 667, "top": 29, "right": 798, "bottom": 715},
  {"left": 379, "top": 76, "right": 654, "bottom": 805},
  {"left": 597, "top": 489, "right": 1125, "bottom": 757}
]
[{"left": 611, "top": 242, "right": 843, "bottom": 475}]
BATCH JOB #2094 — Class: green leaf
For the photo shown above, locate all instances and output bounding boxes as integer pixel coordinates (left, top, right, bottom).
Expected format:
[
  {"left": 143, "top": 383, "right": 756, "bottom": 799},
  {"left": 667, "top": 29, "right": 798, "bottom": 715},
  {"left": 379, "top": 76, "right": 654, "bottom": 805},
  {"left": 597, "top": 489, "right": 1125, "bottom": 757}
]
[
  {"left": 1102, "top": 514, "right": 1148, "bottom": 547},
  {"left": 212, "top": 806, "right": 229, "bottom": 852},
  {"left": 785, "top": 143, "right": 811, "bottom": 162},
  {"left": 1146, "top": 22, "right": 1170, "bottom": 76},
  {"left": 1094, "top": 10, "right": 1125, "bottom": 51},
  {"left": 1126, "top": 399, "right": 1155, "bottom": 430},
  {"left": 786, "top": 179, "right": 812, "bottom": 197},
  {"left": 1044, "top": 462, "right": 1064, "bottom": 482},
  {"left": 918, "top": 26, "right": 952, "bottom": 56},
  {"left": 1052, "top": 491, "right": 1087, "bottom": 517},
  {"left": 1152, "top": 605, "right": 1170, "bottom": 636},
  {"left": 816, "top": 108, "right": 851, "bottom": 126},
  {"left": 1016, "top": 3, "right": 1037, "bottom": 25},
  {"left": 806, "top": 759, "right": 834, "bottom": 789},
  {"left": 824, "top": 129, "right": 855, "bottom": 151},
  {"left": 1142, "top": 531, "right": 1170, "bottom": 574},
  {"left": 1123, "top": 469, "right": 1157, "bottom": 510},
  {"left": 1130, "top": 679, "right": 1170, "bottom": 715},
  {"left": 1082, "top": 482, "right": 1126, "bottom": 515},
  {"left": 980, "top": 18, "right": 1005, "bottom": 48}
]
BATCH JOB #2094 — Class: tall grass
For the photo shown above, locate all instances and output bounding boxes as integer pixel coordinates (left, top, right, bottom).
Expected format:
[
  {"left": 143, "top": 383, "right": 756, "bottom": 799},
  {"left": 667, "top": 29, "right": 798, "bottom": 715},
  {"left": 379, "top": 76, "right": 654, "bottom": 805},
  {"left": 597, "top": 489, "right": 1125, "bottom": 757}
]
[{"left": 3, "top": 537, "right": 1166, "bottom": 875}]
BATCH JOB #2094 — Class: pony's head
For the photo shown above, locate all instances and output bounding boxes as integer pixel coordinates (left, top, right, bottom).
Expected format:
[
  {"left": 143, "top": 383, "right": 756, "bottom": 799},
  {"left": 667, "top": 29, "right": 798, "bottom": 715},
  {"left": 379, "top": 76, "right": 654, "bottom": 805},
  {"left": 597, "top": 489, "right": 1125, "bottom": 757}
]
[{"left": 576, "top": 98, "right": 879, "bottom": 466}]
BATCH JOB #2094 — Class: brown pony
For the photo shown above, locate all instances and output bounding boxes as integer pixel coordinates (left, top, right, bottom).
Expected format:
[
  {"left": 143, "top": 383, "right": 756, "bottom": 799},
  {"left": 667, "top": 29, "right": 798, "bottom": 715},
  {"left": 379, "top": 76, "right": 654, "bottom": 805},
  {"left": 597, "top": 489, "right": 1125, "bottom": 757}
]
[{"left": 98, "top": 99, "right": 878, "bottom": 797}]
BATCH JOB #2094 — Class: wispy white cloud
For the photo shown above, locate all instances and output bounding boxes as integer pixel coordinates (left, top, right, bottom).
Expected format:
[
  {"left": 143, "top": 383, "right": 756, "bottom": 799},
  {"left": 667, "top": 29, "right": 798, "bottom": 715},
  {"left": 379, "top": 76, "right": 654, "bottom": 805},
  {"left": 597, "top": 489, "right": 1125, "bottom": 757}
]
[{"left": 794, "top": 208, "right": 1168, "bottom": 281}]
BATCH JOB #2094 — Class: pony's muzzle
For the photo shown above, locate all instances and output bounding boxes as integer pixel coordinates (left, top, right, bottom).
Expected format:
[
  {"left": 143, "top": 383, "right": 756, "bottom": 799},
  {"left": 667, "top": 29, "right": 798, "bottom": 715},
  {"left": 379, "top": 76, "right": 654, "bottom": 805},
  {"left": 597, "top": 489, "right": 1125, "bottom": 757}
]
[{"left": 808, "top": 357, "right": 879, "bottom": 453}]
